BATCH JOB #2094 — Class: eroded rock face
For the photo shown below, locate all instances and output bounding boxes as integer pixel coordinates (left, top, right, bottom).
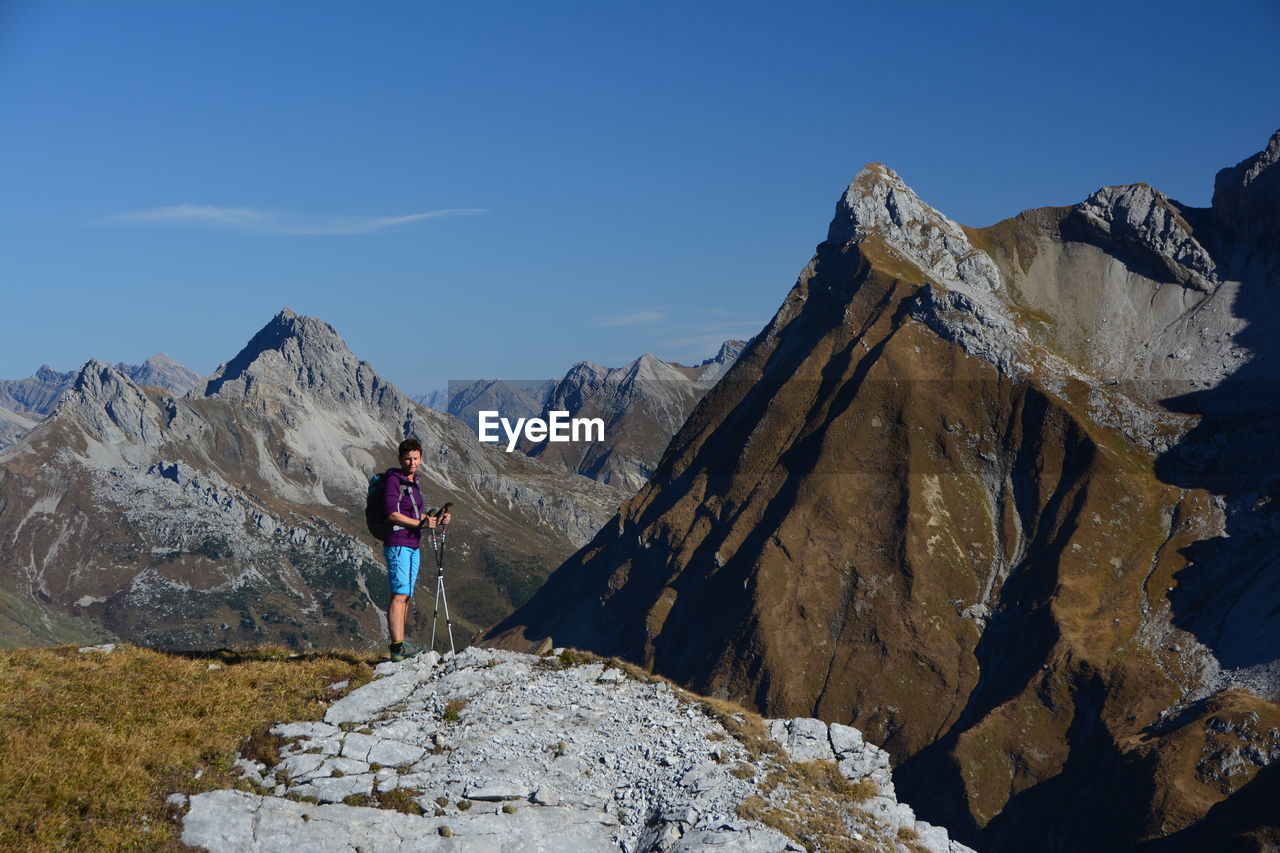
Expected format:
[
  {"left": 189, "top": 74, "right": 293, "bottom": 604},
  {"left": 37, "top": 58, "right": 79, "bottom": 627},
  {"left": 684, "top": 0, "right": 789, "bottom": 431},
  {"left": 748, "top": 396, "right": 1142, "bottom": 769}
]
[
  {"left": 182, "top": 648, "right": 972, "bottom": 853},
  {"left": 484, "top": 131, "right": 1280, "bottom": 851}
]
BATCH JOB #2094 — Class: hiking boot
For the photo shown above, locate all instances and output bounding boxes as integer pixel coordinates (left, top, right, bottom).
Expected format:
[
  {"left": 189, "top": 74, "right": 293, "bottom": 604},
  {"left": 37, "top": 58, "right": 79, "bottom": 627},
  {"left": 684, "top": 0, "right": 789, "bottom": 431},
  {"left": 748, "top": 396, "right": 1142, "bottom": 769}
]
[{"left": 390, "top": 640, "right": 426, "bottom": 663}]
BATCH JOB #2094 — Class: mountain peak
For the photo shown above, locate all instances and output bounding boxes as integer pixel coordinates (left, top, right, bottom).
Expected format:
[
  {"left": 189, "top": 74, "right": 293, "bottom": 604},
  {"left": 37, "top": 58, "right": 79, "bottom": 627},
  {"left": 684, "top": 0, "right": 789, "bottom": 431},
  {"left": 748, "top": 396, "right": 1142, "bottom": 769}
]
[
  {"left": 204, "top": 310, "right": 354, "bottom": 396},
  {"left": 115, "top": 353, "right": 204, "bottom": 396},
  {"left": 72, "top": 359, "right": 130, "bottom": 394},
  {"left": 34, "top": 364, "right": 71, "bottom": 384},
  {"left": 695, "top": 339, "right": 748, "bottom": 382},
  {"left": 57, "top": 359, "right": 167, "bottom": 447},
  {"left": 144, "top": 353, "right": 181, "bottom": 368},
  {"left": 830, "top": 163, "right": 1003, "bottom": 294}
]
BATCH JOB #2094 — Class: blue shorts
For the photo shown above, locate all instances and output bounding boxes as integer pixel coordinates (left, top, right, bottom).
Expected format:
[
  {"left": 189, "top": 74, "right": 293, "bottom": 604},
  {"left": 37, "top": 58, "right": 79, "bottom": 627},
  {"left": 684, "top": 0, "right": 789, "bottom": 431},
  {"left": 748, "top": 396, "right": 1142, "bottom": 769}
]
[{"left": 384, "top": 546, "right": 420, "bottom": 597}]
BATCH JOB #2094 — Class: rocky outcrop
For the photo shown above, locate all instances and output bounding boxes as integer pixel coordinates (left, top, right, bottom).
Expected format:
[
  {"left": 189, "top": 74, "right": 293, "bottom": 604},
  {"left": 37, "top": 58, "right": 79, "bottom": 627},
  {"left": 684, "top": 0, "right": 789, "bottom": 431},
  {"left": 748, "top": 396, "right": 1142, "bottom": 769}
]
[
  {"left": 692, "top": 339, "right": 747, "bottom": 383},
  {"left": 1072, "top": 184, "right": 1218, "bottom": 291},
  {"left": 485, "top": 131, "right": 1280, "bottom": 851},
  {"left": 182, "top": 647, "right": 973, "bottom": 853}
]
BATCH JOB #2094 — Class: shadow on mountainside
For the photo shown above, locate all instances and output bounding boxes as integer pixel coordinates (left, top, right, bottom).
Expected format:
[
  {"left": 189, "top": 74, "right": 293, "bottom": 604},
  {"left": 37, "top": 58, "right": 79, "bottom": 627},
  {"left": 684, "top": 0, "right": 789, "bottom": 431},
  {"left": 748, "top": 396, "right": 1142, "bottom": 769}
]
[{"left": 1154, "top": 227, "right": 1280, "bottom": 675}]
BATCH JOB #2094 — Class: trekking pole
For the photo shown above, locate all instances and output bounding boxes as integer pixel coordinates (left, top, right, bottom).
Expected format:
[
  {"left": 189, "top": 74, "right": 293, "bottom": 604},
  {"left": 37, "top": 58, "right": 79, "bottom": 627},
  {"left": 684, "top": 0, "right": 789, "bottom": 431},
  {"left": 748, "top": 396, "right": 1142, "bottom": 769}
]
[{"left": 428, "top": 502, "right": 456, "bottom": 655}]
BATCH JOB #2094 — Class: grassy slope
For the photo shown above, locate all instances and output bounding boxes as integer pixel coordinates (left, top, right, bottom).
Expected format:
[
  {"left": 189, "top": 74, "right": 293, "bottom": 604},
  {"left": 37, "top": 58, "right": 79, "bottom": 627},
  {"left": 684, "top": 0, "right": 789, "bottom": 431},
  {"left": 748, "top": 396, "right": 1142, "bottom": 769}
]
[{"left": 0, "top": 644, "right": 375, "bottom": 851}]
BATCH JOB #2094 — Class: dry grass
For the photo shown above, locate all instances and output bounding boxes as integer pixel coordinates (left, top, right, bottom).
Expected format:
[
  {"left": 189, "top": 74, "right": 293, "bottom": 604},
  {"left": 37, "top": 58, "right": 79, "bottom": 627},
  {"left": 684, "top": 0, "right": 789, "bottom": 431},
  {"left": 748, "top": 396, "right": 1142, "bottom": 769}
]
[
  {"left": 0, "top": 643, "right": 375, "bottom": 851},
  {"left": 557, "top": 648, "right": 597, "bottom": 667},
  {"left": 341, "top": 786, "right": 425, "bottom": 816},
  {"left": 685, "top": 693, "right": 779, "bottom": 764},
  {"left": 735, "top": 756, "right": 884, "bottom": 852},
  {"left": 441, "top": 699, "right": 468, "bottom": 722}
]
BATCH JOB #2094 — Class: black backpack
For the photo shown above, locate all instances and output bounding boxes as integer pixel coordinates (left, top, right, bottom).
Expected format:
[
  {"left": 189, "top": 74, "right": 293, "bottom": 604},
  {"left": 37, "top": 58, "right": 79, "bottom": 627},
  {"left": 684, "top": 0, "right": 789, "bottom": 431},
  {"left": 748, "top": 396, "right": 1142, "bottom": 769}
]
[
  {"left": 365, "top": 471, "right": 422, "bottom": 542},
  {"left": 365, "top": 473, "right": 393, "bottom": 541}
]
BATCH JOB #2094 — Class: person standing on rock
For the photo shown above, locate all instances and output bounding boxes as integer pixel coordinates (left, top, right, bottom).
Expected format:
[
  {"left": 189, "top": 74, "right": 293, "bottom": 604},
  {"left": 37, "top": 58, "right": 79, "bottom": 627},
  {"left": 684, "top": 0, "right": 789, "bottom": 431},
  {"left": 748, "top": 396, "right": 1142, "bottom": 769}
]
[{"left": 383, "top": 437, "right": 429, "bottom": 662}]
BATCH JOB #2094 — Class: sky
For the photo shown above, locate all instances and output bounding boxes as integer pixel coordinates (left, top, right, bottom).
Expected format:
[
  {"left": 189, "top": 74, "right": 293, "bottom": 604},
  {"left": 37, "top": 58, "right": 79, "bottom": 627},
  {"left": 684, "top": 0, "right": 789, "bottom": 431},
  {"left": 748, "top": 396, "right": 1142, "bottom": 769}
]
[{"left": 1, "top": 0, "right": 1277, "bottom": 395}]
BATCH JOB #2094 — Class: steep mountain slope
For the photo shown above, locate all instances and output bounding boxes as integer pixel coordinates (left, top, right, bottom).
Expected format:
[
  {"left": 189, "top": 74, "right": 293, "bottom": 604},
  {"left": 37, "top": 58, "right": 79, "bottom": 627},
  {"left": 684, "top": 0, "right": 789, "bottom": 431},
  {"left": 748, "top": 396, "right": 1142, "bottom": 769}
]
[
  {"left": 0, "top": 310, "right": 616, "bottom": 649},
  {"left": 486, "top": 132, "right": 1280, "bottom": 850}
]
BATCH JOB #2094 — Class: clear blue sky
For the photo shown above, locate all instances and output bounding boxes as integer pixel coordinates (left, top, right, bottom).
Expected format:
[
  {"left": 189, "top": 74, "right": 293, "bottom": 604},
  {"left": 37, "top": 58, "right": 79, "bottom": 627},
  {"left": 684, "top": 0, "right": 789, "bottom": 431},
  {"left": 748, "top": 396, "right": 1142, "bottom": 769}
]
[{"left": 1, "top": 0, "right": 1277, "bottom": 395}]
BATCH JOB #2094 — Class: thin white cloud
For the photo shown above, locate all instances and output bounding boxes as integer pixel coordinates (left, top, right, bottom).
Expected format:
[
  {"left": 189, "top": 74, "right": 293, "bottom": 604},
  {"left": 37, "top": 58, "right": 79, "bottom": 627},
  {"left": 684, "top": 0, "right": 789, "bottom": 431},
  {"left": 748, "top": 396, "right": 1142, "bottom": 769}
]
[
  {"left": 596, "top": 310, "right": 667, "bottom": 327},
  {"left": 101, "top": 203, "right": 486, "bottom": 235}
]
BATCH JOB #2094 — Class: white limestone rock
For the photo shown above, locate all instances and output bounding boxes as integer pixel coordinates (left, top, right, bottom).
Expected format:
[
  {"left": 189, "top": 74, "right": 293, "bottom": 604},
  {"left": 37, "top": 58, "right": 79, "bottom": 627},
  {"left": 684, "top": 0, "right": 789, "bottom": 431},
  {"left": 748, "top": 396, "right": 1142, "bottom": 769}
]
[
  {"left": 271, "top": 721, "right": 339, "bottom": 740},
  {"left": 367, "top": 738, "right": 426, "bottom": 768},
  {"left": 187, "top": 649, "right": 970, "bottom": 853},
  {"left": 768, "top": 717, "right": 836, "bottom": 762},
  {"left": 464, "top": 781, "right": 532, "bottom": 802},
  {"left": 289, "top": 773, "right": 374, "bottom": 804},
  {"left": 324, "top": 667, "right": 425, "bottom": 725},
  {"left": 828, "top": 722, "right": 864, "bottom": 757},
  {"left": 833, "top": 163, "right": 1004, "bottom": 294},
  {"left": 1077, "top": 183, "right": 1218, "bottom": 290}
]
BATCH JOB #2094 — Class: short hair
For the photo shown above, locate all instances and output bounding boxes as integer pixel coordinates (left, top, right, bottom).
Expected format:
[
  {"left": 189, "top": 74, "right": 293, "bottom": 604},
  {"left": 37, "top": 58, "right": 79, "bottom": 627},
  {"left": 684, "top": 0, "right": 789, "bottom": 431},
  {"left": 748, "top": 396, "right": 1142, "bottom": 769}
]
[{"left": 398, "top": 437, "right": 423, "bottom": 458}]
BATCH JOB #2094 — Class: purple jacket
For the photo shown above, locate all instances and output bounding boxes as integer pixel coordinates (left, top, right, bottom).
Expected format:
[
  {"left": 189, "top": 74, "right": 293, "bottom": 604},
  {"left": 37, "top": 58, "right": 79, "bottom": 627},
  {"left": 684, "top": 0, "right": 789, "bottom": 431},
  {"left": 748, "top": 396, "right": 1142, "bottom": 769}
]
[{"left": 381, "top": 467, "right": 424, "bottom": 548}]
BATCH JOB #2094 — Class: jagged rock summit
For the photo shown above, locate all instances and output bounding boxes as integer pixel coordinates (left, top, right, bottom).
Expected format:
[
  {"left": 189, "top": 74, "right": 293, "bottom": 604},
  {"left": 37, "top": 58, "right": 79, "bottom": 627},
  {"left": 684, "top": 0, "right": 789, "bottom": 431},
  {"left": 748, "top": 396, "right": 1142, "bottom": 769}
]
[
  {"left": 0, "top": 364, "right": 76, "bottom": 414},
  {"left": 182, "top": 647, "right": 973, "bottom": 853},
  {"left": 203, "top": 308, "right": 399, "bottom": 415},
  {"left": 485, "top": 130, "right": 1280, "bottom": 852}
]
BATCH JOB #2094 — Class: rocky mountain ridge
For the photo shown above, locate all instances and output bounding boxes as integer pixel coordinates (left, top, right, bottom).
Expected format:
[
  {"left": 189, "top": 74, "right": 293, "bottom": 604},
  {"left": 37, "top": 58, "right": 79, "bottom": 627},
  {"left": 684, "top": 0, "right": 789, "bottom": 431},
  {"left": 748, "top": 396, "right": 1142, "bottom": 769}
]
[
  {"left": 424, "top": 342, "right": 746, "bottom": 494},
  {"left": 485, "top": 130, "right": 1280, "bottom": 851}
]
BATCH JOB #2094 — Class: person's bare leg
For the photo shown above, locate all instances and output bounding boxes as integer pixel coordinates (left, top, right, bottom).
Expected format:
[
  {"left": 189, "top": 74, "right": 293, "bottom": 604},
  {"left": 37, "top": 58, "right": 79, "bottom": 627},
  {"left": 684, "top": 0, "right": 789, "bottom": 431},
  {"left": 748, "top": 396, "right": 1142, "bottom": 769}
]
[{"left": 388, "top": 594, "right": 409, "bottom": 643}]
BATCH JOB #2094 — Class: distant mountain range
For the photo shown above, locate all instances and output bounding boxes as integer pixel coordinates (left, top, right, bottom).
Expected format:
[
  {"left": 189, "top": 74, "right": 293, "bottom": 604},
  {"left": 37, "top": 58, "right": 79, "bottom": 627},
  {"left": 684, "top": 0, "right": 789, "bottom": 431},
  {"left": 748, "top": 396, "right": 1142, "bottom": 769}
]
[
  {"left": 416, "top": 340, "right": 746, "bottom": 493},
  {"left": 0, "top": 354, "right": 203, "bottom": 449},
  {"left": 486, "top": 131, "right": 1280, "bottom": 852},
  {"left": 0, "top": 310, "right": 616, "bottom": 650}
]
